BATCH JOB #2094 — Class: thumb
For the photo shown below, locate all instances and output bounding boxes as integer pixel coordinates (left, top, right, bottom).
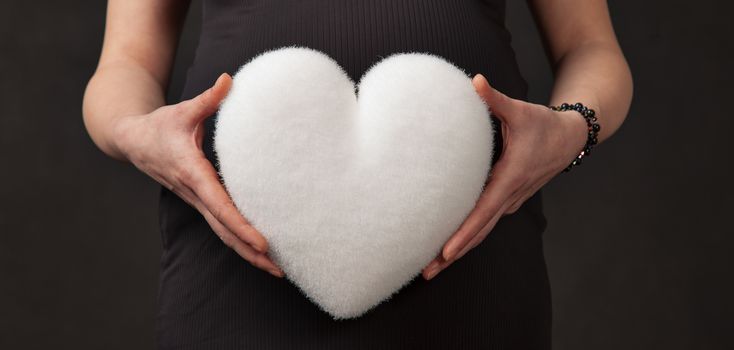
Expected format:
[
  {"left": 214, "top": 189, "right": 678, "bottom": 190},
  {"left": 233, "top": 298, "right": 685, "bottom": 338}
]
[
  {"left": 184, "top": 73, "right": 233, "bottom": 125},
  {"left": 472, "top": 73, "right": 518, "bottom": 124}
]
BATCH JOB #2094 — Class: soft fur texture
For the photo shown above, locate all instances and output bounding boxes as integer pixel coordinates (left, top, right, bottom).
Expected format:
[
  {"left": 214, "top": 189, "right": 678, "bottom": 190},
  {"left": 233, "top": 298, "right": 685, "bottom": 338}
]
[{"left": 214, "top": 46, "right": 494, "bottom": 319}]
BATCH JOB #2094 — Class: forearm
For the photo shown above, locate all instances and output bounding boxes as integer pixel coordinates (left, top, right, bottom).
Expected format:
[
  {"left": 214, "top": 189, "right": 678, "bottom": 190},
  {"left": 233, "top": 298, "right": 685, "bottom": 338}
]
[
  {"left": 527, "top": 0, "right": 633, "bottom": 143},
  {"left": 547, "top": 40, "right": 633, "bottom": 144},
  {"left": 82, "top": 62, "right": 166, "bottom": 161},
  {"left": 82, "top": 0, "right": 189, "bottom": 161}
]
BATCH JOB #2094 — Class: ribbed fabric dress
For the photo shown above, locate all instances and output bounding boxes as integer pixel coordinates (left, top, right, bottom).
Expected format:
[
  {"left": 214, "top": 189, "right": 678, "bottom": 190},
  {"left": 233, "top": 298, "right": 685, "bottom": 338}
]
[{"left": 156, "top": 0, "right": 552, "bottom": 348}]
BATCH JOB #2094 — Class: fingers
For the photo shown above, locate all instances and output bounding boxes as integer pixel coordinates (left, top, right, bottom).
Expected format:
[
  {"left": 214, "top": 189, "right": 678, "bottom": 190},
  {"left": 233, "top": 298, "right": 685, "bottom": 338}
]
[
  {"left": 183, "top": 157, "right": 269, "bottom": 254},
  {"left": 423, "top": 196, "right": 510, "bottom": 280},
  {"left": 201, "top": 207, "right": 284, "bottom": 278},
  {"left": 422, "top": 258, "right": 443, "bottom": 280},
  {"left": 170, "top": 178, "right": 283, "bottom": 277},
  {"left": 424, "top": 177, "right": 545, "bottom": 280},
  {"left": 422, "top": 74, "right": 529, "bottom": 276},
  {"left": 135, "top": 72, "right": 280, "bottom": 277},
  {"left": 182, "top": 73, "right": 233, "bottom": 125},
  {"left": 440, "top": 161, "right": 519, "bottom": 261},
  {"left": 455, "top": 209, "right": 504, "bottom": 259},
  {"left": 174, "top": 74, "right": 264, "bottom": 252},
  {"left": 421, "top": 75, "right": 558, "bottom": 281},
  {"left": 505, "top": 189, "right": 531, "bottom": 216}
]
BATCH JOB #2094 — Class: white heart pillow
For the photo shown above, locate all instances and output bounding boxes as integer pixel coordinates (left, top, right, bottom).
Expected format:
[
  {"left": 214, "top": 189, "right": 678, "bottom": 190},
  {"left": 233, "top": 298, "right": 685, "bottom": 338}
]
[{"left": 214, "top": 46, "right": 494, "bottom": 319}]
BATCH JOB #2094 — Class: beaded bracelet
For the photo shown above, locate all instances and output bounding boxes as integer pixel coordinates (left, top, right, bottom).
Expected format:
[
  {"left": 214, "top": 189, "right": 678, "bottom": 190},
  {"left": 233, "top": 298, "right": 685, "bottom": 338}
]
[{"left": 548, "top": 102, "right": 601, "bottom": 172}]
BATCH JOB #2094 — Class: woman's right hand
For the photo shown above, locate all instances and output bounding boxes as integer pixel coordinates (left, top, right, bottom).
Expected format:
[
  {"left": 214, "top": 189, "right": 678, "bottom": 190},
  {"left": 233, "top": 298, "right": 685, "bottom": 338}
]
[{"left": 111, "top": 73, "right": 284, "bottom": 278}]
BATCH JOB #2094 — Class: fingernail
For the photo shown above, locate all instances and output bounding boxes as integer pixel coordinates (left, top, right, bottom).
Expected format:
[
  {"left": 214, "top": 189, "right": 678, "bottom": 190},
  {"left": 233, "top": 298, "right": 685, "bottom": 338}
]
[
  {"left": 214, "top": 73, "right": 226, "bottom": 86},
  {"left": 426, "top": 266, "right": 440, "bottom": 280},
  {"left": 270, "top": 268, "right": 284, "bottom": 278}
]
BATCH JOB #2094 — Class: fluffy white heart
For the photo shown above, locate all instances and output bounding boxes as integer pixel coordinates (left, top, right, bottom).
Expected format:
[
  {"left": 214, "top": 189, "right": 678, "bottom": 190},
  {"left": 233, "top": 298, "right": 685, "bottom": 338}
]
[{"left": 214, "top": 46, "right": 494, "bottom": 319}]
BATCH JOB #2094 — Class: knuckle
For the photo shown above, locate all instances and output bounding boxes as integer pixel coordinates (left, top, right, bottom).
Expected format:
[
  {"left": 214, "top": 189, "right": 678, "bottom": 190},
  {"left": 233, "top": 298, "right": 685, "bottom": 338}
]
[
  {"left": 509, "top": 175, "right": 527, "bottom": 189},
  {"left": 210, "top": 202, "right": 227, "bottom": 222},
  {"left": 176, "top": 166, "right": 197, "bottom": 186},
  {"left": 178, "top": 160, "right": 209, "bottom": 186}
]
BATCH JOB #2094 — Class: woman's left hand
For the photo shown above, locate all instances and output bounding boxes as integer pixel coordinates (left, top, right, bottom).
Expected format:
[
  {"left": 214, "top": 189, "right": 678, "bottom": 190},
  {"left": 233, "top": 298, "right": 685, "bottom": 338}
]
[{"left": 422, "top": 73, "right": 591, "bottom": 280}]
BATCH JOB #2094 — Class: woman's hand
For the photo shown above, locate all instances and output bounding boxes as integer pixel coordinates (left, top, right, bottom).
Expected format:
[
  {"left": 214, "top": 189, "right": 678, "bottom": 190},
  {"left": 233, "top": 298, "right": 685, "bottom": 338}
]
[
  {"left": 112, "top": 73, "right": 284, "bottom": 278},
  {"left": 422, "top": 73, "right": 590, "bottom": 280}
]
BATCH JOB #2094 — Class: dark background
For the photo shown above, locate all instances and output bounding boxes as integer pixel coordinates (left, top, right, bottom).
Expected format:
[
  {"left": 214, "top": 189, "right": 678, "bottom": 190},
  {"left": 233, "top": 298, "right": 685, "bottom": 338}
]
[{"left": 1, "top": 1, "right": 732, "bottom": 349}]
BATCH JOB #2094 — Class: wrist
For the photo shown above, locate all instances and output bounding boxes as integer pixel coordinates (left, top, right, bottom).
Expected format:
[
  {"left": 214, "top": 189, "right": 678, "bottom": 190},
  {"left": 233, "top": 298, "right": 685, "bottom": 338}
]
[
  {"left": 108, "top": 114, "right": 142, "bottom": 163},
  {"left": 560, "top": 109, "right": 590, "bottom": 155},
  {"left": 549, "top": 102, "right": 601, "bottom": 172}
]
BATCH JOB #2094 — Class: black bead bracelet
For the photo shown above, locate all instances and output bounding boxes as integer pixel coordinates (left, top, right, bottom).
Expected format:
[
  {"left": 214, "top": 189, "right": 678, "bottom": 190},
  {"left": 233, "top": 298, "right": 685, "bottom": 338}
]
[{"left": 548, "top": 102, "right": 601, "bottom": 172}]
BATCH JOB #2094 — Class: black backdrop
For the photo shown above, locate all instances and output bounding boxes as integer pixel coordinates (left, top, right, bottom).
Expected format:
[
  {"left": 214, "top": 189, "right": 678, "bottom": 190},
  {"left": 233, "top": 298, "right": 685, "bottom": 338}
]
[{"left": 1, "top": 1, "right": 732, "bottom": 349}]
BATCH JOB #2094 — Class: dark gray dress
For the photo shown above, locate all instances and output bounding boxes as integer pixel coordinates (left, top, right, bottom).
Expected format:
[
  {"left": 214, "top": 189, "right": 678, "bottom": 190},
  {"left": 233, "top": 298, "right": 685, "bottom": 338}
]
[{"left": 156, "top": 0, "right": 552, "bottom": 348}]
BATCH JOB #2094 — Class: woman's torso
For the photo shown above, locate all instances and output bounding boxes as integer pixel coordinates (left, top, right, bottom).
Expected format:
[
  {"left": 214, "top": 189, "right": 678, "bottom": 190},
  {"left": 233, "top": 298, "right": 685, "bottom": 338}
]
[{"left": 157, "top": 1, "right": 550, "bottom": 348}]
